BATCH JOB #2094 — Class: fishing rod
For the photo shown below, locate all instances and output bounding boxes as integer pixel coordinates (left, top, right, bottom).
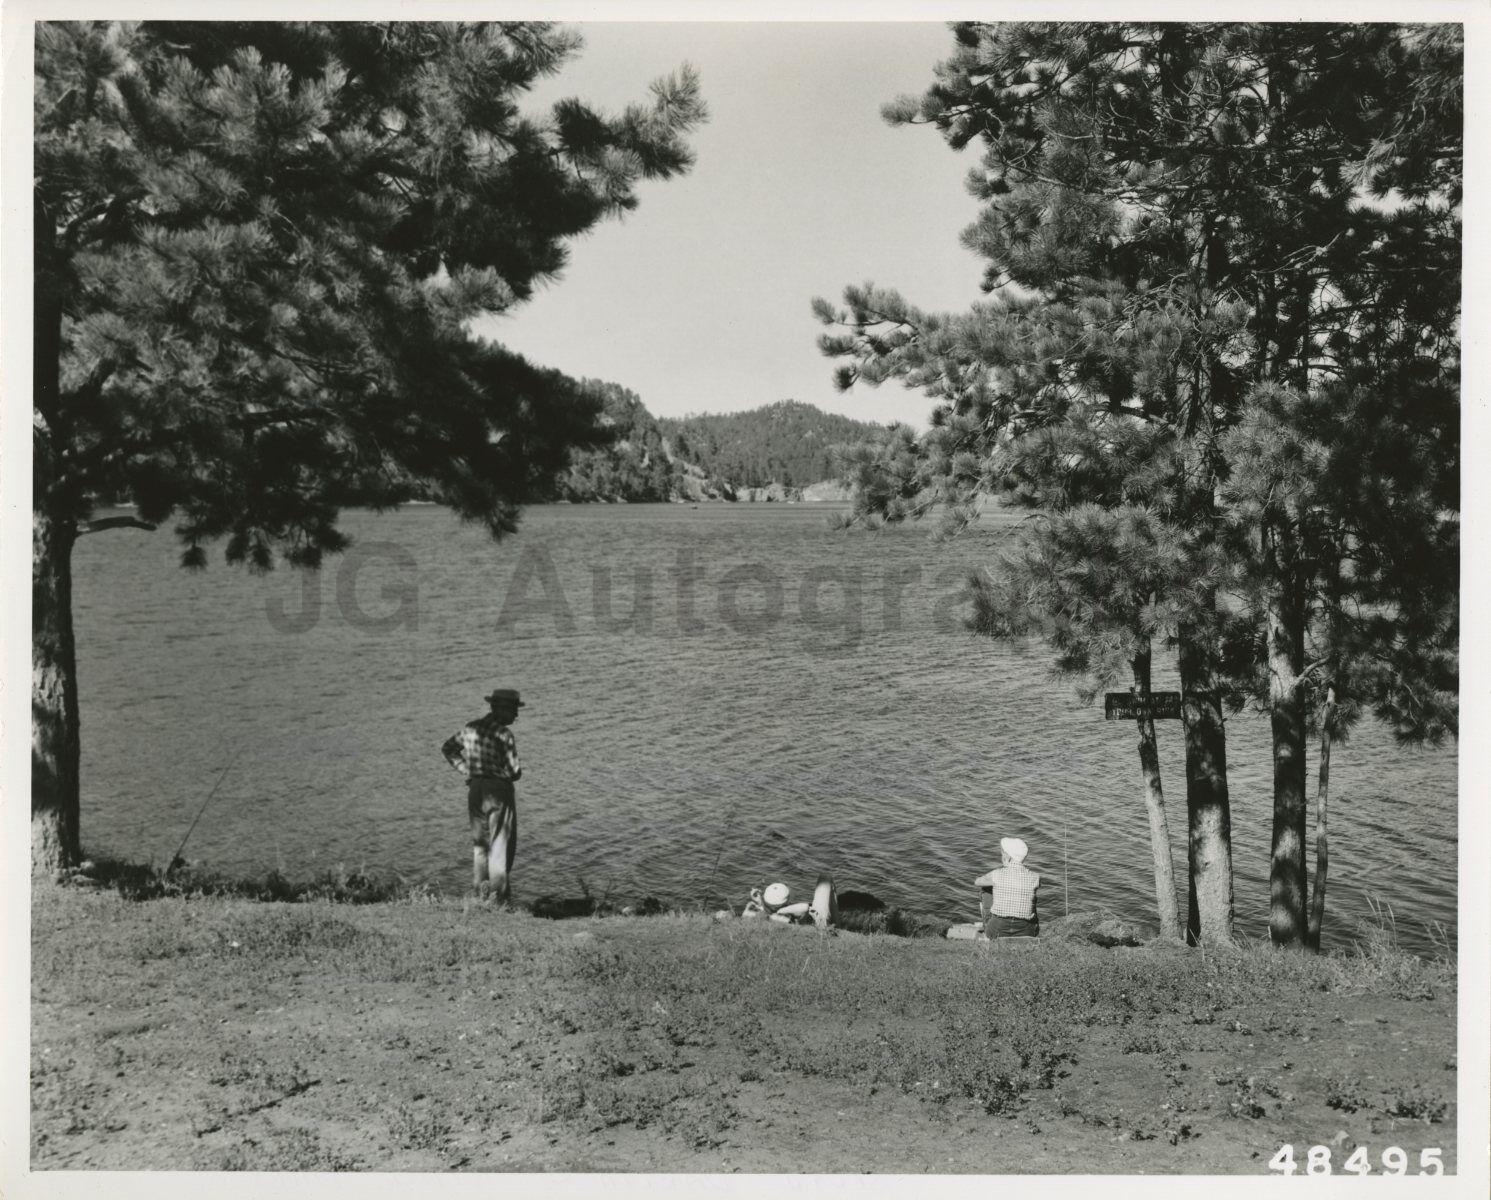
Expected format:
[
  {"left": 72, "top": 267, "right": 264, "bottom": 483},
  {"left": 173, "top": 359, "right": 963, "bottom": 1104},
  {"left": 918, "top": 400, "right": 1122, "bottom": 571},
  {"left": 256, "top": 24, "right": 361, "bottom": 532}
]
[
  {"left": 167, "top": 747, "right": 243, "bottom": 872},
  {"left": 703, "top": 802, "right": 738, "bottom": 908}
]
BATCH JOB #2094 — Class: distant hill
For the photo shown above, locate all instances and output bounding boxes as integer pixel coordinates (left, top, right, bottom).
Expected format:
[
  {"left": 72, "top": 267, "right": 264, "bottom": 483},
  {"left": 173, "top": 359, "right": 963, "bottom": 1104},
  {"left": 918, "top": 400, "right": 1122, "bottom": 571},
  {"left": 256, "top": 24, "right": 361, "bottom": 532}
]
[
  {"left": 553, "top": 379, "right": 681, "bottom": 503},
  {"left": 557, "top": 394, "right": 892, "bottom": 503},
  {"left": 657, "top": 400, "right": 893, "bottom": 494}
]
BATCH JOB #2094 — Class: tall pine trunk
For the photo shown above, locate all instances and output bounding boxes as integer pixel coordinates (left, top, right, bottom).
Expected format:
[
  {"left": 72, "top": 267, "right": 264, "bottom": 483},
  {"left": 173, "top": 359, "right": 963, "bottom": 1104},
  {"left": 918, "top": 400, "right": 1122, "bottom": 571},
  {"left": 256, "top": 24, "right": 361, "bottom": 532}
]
[
  {"left": 1265, "top": 524, "right": 1310, "bottom": 946},
  {"left": 1306, "top": 685, "right": 1336, "bottom": 951},
  {"left": 1179, "top": 620, "right": 1234, "bottom": 946},
  {"left": 33, "top": 253, "right": 82, "bottom": 875},
  {"left": 1132, "top": 641, "right": 1180, "bottom": 940},
  {"left": 1175, "top": 232, "right": 1237, "bottom": 948},
  {"left": 33, "top": 503, "right": 82, "bottom": 874}
]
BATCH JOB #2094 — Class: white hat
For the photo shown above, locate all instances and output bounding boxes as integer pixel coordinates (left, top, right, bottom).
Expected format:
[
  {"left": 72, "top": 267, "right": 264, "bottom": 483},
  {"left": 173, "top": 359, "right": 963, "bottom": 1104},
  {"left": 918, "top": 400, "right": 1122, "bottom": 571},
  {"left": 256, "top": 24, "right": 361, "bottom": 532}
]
[
  {"left": 1000, "top": 837, "right": 1029, "bottom": 863},
  {"left": 763, "top": 882, "right": 790, "bottom": 907}
]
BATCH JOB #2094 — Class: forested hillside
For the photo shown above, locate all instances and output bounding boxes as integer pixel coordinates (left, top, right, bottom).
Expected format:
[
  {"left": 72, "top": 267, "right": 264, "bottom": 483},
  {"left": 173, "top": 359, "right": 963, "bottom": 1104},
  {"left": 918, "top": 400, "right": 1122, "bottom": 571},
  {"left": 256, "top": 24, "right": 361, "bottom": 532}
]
[
  {"left": 554, "top": 380, "right": 682, "bottom": 503},
  {"left": 657, "top": 400, "right": 893, "bottom": 490},
  {"left": 557, "top": 394, "right": 893, "bottom": 501}
]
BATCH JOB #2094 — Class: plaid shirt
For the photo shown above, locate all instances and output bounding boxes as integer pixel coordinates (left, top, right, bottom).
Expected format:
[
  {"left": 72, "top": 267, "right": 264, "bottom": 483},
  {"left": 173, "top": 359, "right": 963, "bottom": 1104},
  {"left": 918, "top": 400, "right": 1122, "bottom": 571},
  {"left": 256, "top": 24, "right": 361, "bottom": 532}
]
[
  {"left": 974, "top": 863, "right": 1040, "bottom": 920},
  {"left": 442, "top": 714, "right": 522, "bottom": 781}
]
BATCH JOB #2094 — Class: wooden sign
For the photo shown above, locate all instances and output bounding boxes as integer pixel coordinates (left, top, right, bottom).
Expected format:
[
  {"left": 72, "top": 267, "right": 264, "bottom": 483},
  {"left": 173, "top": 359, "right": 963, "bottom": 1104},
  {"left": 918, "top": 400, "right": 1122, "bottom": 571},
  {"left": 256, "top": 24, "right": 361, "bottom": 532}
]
[{"left": 1104, "top": 691, "right": 1183, "bottom": 720}]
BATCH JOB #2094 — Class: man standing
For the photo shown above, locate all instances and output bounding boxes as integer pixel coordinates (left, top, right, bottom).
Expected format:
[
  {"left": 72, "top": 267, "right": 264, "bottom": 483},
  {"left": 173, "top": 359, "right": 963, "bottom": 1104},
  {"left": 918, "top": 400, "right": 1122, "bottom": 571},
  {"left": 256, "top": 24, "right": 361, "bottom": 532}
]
[
  {"left": 975, "top": 836, "right": 1040, "bottom": 939},
  {"left": 442, "top": 688, "right": 524, "bottom": 900}
]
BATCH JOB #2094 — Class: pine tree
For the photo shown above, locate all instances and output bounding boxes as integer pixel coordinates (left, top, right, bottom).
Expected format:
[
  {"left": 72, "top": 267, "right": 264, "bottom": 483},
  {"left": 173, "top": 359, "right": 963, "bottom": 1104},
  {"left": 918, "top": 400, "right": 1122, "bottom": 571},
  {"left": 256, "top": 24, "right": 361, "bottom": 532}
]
[
  {"left": 817, "top": 22, "right": 1459, "bottom": 947},
  {"left": 1211, "top": 24, "right": 1459, "bottom": 946},
  {"left": 33, "top": 21, "right": 705, "bottom": 872},
  {"left": 1219, "top": 376, "right": 1457, "bottom": 948}
]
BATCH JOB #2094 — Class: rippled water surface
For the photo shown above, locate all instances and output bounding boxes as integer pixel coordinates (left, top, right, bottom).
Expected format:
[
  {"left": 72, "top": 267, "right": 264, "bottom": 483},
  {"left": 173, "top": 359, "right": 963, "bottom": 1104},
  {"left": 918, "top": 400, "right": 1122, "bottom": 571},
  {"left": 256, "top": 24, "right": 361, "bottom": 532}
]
[{"left": 74, "top": 504, "right": 1457, "bottom": 953}]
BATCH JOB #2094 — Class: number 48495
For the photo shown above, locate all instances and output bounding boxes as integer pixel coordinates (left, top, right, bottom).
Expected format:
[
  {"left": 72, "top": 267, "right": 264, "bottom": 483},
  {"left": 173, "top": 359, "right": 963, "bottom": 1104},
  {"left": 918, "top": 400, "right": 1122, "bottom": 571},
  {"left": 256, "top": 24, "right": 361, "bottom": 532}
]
[{"left": 1269, "top": 1144, "right": 1443, "bottom": 1175}]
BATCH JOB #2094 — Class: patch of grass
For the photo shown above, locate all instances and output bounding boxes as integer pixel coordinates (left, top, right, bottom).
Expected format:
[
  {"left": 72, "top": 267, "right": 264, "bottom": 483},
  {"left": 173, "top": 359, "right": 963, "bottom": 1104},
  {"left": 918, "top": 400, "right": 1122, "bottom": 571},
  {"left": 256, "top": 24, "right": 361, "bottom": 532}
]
[
  {"left": 185, "top": 1054, "right": 318, "bottom": 1136},
  {"left": 1383, "top": 1085, "right": 1448, "bottom": 1123},
  {"left": 218, "top": 909, "right": 384, "bottom": 961},
  {"left": 1224, "top": 1076, "right": 1269, "bottom": 1119},
  {"left": 389, "top": 1101, "right": 454, "bottom": 1151},
  {"left": 31, "top": 886, "right": 1459, "bottom": 1171},
  {"left": 942, "top": 1049, "right": 1029, "bottom": 1115},
  {"left": 1325, "top": 1075, "right": 1370, "bottom": 1113},
  {"left": 31, "top": 1052, "right": 129, "bottom": 1141},
  {"left": 580, "top": 1072, "right": 740, "bottom": 1148},
  {"left": 534, "top": 1067, "right": 588, "bottom": 1124},
  {"left": 501, "top": 918, "right": 1452, "bottom": 1139},
  {"left": 1162, "top": 1120, "right": 1201, "bottom": 1146},
  {"left": 67, "top": 854, "right": 429, "bottom": 905},
  {"left": 1042, "top": 910, "right": 1149, "bottom": 947},
  {"left": 538, "top": 926, "right": 1104, "bottom": 1121},
  {"left": 1424, "top": 920, "right": 1456, "bottom": 967},
  {"left": 208, "top": 1127, "right": 362, "bottom": 1171},
  {"left": 586, "top": 1028, "right": 681, "bottom": 1078},
  {"left": 1326, "top": 898, "right": 1443, "bottom": 999}
]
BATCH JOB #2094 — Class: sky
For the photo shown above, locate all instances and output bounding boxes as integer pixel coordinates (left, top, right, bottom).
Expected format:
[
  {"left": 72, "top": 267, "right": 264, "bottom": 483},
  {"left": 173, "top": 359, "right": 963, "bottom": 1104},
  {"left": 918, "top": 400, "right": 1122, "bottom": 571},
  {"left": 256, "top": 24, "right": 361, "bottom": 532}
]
[{"left": 483, "top": 22, "right": 992, "bottom": 428}]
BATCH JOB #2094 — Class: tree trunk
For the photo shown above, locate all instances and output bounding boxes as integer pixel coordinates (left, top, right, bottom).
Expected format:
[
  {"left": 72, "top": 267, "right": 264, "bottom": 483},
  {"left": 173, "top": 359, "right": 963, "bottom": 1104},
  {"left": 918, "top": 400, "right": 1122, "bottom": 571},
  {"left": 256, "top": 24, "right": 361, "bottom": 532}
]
[
  {"left": 1306, "top": 685, "right": 1335, "bottom": 952},
  {"left": 1265, "top": 525, "right": 1310, "bottom": 947},
  {"left": 1178, "top": 621, "right": 1234, "bottom": 947},
  {"left": 33, "top": 504, "right": 82, "bottom": 874},
  {"left": 1132, "top": 641, "right": 1180, "bottom": 940},
  {"left": 33, "top": 230, "right": 83, "bottom": 875}
]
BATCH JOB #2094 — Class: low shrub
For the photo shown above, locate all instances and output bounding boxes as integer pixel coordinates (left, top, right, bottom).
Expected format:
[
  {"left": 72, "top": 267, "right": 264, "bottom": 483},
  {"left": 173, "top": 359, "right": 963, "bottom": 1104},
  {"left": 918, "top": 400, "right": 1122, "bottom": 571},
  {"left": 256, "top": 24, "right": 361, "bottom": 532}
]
[
  {"left": 1325, "top": 1075, "right": 1369, "bottom": 1113},
  {"left": 1383, "top": 1085, "right": 1448, "bottom": 1123}
]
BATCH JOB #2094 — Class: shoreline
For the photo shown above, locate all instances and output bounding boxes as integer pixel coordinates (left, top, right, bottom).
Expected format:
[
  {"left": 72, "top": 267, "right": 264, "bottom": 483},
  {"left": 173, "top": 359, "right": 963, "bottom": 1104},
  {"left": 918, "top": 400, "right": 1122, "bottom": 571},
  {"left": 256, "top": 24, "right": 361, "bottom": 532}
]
[
  {"left": 47, "top": 855, "right": 1457, "bottom": 959},
  {"left": 30, "top": 877, "right": 1458, "bottom": 1174}
]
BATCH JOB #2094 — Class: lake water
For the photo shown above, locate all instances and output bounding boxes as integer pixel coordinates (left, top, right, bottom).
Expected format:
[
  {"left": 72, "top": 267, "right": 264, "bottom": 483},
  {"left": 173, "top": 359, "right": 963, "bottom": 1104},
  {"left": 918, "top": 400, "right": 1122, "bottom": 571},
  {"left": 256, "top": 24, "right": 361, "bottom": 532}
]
[{"left": 72, "top": 504, "right": 1458, "bottom": 954}]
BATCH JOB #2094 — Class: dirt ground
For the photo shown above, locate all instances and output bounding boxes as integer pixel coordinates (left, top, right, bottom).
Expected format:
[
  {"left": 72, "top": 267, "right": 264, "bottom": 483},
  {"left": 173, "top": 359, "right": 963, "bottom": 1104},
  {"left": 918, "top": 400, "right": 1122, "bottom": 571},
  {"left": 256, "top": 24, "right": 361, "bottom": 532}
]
[{"left": 29, "top": 886, "right": 1459, "bottom": 1175}]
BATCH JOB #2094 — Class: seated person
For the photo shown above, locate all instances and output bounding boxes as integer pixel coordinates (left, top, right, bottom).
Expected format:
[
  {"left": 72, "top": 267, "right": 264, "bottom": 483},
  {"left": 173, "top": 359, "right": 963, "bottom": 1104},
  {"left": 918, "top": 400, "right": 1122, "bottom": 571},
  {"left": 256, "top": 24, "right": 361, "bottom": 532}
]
[{"left": 975, "top": 837, "right": 1039, "bottom": 938}]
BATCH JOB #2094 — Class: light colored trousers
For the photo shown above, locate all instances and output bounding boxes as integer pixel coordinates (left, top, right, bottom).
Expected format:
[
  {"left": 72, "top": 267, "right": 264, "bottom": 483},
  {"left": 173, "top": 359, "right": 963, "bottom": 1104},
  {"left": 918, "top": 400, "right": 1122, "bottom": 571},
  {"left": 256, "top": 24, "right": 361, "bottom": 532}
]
[{"left": 467, "top": 777, "right": 517, "bottom": 899}]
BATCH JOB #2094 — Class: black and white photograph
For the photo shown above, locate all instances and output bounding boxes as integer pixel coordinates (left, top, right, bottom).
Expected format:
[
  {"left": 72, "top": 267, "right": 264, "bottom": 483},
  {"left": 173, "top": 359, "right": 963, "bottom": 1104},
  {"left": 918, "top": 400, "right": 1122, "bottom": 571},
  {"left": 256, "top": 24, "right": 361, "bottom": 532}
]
[{"left": 5, "top": 0, "right": 1487, "bottom": 1189}]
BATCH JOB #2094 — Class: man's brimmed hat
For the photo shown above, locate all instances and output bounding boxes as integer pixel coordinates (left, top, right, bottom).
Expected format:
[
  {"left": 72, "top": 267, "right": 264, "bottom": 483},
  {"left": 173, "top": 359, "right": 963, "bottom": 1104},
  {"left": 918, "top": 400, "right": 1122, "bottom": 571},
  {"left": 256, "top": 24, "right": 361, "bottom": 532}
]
[
  {"left": 484, "top": 688, "right": 525, "bottom": 707},
  {"left": 999, "top": 837, "right": 1029, "bottom": 863}
]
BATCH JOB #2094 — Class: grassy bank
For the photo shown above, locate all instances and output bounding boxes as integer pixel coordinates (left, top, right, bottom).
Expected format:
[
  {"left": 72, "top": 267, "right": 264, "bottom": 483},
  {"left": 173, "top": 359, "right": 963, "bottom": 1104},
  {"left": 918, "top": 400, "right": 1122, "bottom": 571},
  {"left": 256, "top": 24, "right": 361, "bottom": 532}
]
[{"left": 31, "top": 882, "right": 1457, "bottom": 1173}]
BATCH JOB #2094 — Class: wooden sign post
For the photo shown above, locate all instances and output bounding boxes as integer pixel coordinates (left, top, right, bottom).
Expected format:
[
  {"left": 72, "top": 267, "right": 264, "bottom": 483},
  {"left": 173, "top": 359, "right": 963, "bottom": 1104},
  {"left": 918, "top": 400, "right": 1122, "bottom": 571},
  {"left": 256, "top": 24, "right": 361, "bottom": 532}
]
[{"left": 1104, "top": 691, "right": 1183, "bottom": 721}]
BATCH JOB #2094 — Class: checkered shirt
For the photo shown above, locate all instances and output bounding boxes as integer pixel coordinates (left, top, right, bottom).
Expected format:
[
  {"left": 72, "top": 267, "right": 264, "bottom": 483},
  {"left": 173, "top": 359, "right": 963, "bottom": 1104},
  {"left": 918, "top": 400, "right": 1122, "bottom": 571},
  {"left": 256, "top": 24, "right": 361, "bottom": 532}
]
[
  {"left": 442, "top": 714, "right": 521, "bottom": 781},
  {"left": 974, "top": 863, "right": 1040, "bottom": 919}
]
